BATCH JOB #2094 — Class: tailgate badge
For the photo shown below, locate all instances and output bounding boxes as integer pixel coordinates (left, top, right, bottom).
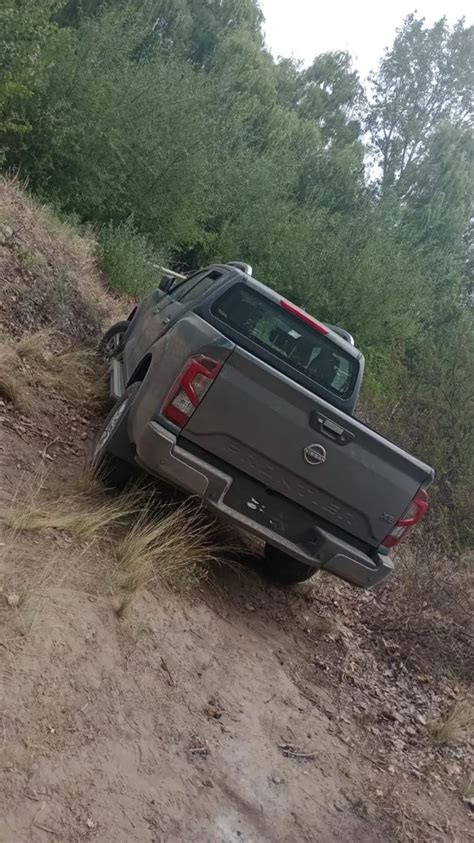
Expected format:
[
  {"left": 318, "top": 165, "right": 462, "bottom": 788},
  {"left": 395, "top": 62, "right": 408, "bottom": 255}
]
[{"left": 304, "top": 443, "right": 327, "bottom": 465}]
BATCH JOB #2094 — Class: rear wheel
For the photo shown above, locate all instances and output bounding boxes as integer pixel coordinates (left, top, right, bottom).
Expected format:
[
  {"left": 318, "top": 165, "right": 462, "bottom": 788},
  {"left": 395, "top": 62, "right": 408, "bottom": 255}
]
[
  {"left": 90, "top": 383, "right": 139, "bottom": 485},
  {"left": 264, "top": 545, "right": 315, "bottom": 585},
  {"left": 99, "top": 320, "right": 130, "bottom": 360}
]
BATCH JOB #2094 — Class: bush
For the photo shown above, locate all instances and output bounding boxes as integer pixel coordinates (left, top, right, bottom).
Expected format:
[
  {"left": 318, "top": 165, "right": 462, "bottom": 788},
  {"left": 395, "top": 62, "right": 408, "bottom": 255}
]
[{"left": 98, "top": 219, "right": 165, "bottom": 297}]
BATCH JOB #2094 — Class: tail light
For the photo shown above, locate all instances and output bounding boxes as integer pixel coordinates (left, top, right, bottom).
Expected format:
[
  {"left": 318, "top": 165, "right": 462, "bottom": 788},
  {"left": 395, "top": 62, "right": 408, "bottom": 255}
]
[
  {"left": 162, "top": 355, "right": 222, "bottom": 429},
  {"left": 382, "top": 489, "right": 429, "bottom": 549}
]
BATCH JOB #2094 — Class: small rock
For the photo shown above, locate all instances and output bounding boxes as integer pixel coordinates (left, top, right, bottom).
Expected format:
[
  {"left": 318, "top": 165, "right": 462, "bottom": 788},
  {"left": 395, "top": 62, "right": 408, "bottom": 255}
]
[
  {"left": 85, "top": 818, "right": 96, "bottom": 829},
  {"left": 6, "top": 593, "right": 20, "bottom": 608},
  {"left": 406, "top": 725, "right": 417, "bottom": 737},
  {"left": 416, "top": 713, "right": 427, "bottom": 726},
  {"left": 445, "top": 762, "right": 462, "bottom": 777},
  {"left": 202, "top": 778, "right": 214, "bottom": 788},
  {"left": 272, "top": 775, "right": 284, "bottom": 785},
  {"left": 205, "top": 704, "right": 222, "bottom": 719},
  {"left": 384, "top": 708, "right": 404, "bottom": 724}
]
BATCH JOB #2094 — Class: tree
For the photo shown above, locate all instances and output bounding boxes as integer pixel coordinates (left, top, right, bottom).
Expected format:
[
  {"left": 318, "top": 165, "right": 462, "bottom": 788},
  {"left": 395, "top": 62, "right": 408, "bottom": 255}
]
[
  {"left": 273, "top": 51, "right": 364, "bottom": 213},
  {"left": 402, "top": 125, "right": 473, "bottom": 250},
  {"left": 185, "top": 0, "right": 263, "bottom": 66},
  {"left": 211, "top": 28, "right": 278, "bottom": 150},
  {"left": 367, "top": 15, "right": 473, "bottom": 192},
  {"left": 297, "top": 52, "right": 362, "bottom": 150},
  {"left": 0, "top": 0, "right": 62, "bottom": 150},
  {"left": 57, "top": 0, "right": 109, "bottom": 26}
]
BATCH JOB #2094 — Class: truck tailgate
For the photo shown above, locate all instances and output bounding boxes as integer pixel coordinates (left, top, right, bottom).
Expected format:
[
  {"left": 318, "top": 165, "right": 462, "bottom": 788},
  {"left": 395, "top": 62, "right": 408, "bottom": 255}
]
[{"left": 181, "top": 348, "right": 433, "bottom": 547}]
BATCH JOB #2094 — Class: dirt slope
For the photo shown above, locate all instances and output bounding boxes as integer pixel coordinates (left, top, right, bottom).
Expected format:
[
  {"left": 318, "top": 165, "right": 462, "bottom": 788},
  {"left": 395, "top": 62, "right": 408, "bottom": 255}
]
[
  {"left": 1, "top": 421, "right": 387, "bottom": 843},
  {"left": 0, "top": 180, "right": 472, "bottom": 842}
]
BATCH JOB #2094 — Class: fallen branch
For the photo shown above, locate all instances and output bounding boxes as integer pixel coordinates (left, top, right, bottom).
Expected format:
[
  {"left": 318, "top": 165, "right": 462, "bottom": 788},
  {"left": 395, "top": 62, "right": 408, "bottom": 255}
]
[{"left": 33, "top": 823, "right": 62, "bottom": 836}]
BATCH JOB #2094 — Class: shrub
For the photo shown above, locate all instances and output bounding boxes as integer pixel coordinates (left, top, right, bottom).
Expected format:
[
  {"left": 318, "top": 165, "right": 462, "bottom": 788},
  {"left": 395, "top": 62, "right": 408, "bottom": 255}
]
[{"left": 98, "top": 219, "right": 165, "bottom": 297}]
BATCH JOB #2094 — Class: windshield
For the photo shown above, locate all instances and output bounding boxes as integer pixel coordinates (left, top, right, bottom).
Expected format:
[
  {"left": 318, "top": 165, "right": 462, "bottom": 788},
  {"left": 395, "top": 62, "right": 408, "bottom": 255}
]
[{"left": 212, "top": 285, "right": 358, "bottom": 400}]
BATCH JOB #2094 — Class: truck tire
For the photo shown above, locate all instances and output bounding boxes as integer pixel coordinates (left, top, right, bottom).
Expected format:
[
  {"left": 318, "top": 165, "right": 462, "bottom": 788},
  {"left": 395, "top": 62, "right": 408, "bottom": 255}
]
[
  {"left": 99, "top": 320, "right": 130, "bottom": 360},
  {"left": 264, "top": 545, "right": 315, "bottom": 585},
  {"left": 89, "top": 383, "right": 139, "bottom": 485}
]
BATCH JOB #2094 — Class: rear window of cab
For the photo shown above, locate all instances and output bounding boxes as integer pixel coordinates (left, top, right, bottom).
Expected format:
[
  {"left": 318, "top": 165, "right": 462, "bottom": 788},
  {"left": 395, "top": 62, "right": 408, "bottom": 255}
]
[{"left": 211, "top": 284, "right": 358, "bottom": 400}]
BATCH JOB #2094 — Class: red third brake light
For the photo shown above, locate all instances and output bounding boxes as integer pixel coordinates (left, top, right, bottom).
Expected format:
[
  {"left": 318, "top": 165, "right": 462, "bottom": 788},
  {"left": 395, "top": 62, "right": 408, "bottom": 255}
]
[
  {"left": 382, "top": 489, "right": 429, "bottom": 549},
  {"left": 163, "top": 355, "right": 222, "bottom": 429},
  {"left": 280, "top": 299, "right": 329, "bottom": 335}
]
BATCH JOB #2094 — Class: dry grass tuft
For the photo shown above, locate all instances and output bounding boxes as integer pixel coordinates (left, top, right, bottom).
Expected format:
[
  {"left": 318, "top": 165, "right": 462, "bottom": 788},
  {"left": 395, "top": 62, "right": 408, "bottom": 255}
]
[
  {"left": 45, "top": 348, "right": 108, "bottom": 407},
  {"left": 0, "top": 332, "right": 47, "bottom": 411},
  {"left": 15, "top": 332, "right": 48, "bottom": 362},
  {"left": 0, "top": 363, "right": 27, "bottom": 409},
  {"left": 0, "top": 332, "right": 108, "bottom": 414},
  {"left": 113, "top": 503, "right": 222, "bottom": 615},
  {"left": 430, "top": 699, "right": 474, "bottom": 746},
  {"left": 4, "top": 492, "right": 139, "bottom": 539},
  {"left": 74, "top": 462, "right": 108, "bottom": 496}
]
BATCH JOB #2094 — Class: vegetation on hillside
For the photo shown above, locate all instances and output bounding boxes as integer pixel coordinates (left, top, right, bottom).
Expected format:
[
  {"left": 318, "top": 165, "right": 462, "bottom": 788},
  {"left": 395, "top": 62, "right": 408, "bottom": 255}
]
[{"left": 1, "top": 0, "right": 473, "bottom": 545}]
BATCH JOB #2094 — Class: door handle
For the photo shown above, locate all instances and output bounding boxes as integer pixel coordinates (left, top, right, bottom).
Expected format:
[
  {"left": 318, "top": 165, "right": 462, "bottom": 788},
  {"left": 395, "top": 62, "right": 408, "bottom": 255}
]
[{"left": 310, "top": 412, "right": 354, "bottom": 445}]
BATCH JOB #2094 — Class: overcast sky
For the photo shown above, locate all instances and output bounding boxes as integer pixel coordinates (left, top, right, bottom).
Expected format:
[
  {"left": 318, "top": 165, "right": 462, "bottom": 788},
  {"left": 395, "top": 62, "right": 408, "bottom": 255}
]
[{"left": 259, "top": 0, "right": 472, "bottom": 79}]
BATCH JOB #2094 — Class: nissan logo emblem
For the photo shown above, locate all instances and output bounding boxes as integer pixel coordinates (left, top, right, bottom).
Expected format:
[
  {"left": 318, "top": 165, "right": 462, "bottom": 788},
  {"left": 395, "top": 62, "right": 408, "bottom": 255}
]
[{"left": 304, "top": 443, "right": 327, "bottom": 465}]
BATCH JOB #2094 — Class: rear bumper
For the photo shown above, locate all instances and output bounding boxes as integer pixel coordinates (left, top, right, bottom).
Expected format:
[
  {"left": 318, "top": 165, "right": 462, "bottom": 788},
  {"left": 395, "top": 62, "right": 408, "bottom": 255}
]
[{"left": 134, "top": 421, "right": 394, "bottom": 589}]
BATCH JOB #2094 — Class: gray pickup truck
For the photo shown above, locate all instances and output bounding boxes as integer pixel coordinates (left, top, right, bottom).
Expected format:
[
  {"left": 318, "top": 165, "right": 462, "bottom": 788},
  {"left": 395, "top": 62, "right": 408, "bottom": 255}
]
[{"left": 93, "top": 262, "right": 434, "bottom": 586}]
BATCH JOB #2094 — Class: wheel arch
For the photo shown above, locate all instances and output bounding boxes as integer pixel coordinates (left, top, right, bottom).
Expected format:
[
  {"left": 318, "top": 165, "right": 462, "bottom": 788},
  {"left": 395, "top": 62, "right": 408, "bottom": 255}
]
[{"left": 126, "top": 353, "right": 152, "bottom": 387}]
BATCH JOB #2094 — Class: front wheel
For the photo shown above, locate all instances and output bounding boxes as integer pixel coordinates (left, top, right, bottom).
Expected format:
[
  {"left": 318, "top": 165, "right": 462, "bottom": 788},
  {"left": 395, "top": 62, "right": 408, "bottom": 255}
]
[
  {"left": 264, "top": 545, "right": 316, "bottom": 585},
  {"left": 99, "top": 320, "right": 130, "bottom": 360}
]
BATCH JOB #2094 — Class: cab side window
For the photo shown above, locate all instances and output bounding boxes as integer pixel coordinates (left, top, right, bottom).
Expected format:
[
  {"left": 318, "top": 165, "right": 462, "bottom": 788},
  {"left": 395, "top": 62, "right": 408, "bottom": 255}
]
[{"left": 174, "top": 270, "right": 223, "bottom": 303}]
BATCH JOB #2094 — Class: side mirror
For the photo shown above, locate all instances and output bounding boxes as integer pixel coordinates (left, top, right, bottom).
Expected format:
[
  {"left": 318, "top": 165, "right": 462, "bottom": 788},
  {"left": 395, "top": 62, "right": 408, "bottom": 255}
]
[{"left": 159, "top": 275, "right": 175, "bottom": 294}]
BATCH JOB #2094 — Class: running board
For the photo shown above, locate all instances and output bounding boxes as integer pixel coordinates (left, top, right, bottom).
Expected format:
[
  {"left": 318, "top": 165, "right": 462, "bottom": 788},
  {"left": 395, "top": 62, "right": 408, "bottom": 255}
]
[{"left": 110, "top": 358, "right": 125, "bottom": 400}]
